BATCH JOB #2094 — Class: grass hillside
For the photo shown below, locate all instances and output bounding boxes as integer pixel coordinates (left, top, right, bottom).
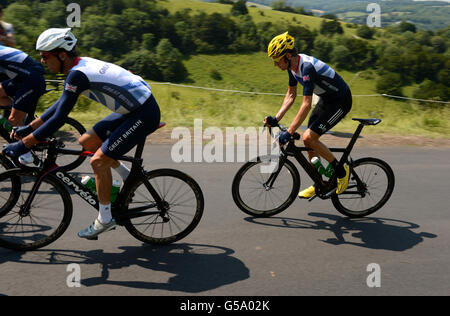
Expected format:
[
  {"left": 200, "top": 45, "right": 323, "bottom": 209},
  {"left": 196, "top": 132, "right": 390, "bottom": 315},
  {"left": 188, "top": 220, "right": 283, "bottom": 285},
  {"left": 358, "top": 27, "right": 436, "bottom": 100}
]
[
  {"left": 38, "top": 0, "right": 449, "bottom": 140},
  {"left": 159, "top": 0, "right": 358, "bottom": 36},
  {"left": 141, "top": 51, "right": 449, "bottom": 139}
]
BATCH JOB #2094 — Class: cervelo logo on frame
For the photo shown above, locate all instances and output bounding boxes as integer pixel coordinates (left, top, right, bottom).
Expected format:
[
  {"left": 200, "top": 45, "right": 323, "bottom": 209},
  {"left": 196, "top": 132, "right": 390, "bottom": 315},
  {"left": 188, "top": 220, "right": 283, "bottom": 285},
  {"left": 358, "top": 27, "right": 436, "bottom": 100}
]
[{"left": 171, "top": 119, "right": 281, "bottom": 173}]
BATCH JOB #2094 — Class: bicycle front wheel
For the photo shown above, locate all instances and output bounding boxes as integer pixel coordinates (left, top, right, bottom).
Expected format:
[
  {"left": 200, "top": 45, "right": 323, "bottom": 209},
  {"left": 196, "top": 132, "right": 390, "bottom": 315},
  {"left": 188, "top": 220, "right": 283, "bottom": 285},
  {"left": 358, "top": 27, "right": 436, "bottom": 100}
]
[
  {"left": 0, "top": 171, "right": 73, "bottom": 251},
  {"left": 232, "top": 156, "right": 300, "bottom": 217},
  {"left": 123, "top": 169, "right": 204, "bottom": 245},
  {"left": 331, "top": 157, "right": 395, "bottom": 218},
  {"left": 53, "top": 117, "right": 87, "bottom": 171}
]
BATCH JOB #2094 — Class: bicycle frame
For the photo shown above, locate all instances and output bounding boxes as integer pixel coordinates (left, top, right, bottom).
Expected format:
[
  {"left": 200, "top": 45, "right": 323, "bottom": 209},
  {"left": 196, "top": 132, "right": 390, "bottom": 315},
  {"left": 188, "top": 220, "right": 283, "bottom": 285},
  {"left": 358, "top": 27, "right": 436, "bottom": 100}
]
[
  {"left": 15, "top": 138, "right": 168, "bottom": 224},
  {"left": 273, "top": 122, "right": 366, "bottom": 199}
]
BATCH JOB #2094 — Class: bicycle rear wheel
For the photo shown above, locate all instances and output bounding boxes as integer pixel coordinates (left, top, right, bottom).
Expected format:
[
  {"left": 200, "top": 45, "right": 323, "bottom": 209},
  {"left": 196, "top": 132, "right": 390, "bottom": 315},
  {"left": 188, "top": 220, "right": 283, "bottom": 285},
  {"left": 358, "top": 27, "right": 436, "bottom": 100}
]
[
  {"left": 0, "top": 171, "right": 73, "bottom": 251},
  {"left": 331, "top": 157, "right": 395, "bottom": 218},
  {"left": 232, "top": 156, "right": 300, "bottom": 217},
  {"left": 123, "top": 169, "right": 204, "bottom": 245}
]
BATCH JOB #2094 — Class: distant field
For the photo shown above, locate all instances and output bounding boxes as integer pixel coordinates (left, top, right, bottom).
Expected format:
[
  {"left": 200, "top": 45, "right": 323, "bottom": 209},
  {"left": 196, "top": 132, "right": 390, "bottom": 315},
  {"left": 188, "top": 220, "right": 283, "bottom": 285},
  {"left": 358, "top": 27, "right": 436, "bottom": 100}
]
[{"left": 159, "top": 0, "right": 357, "bottom": 36}]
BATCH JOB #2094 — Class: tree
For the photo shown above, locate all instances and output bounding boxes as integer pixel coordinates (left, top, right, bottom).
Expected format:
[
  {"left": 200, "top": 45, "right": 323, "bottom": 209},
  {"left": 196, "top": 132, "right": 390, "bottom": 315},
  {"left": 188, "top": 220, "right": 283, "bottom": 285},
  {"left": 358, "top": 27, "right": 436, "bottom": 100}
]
[
  {"left": 331, "top": 45, "right": 351, "bottom": 69},
  {"left": 119, "top": 49, "right": 162, "bottom": 81},
  {"left": 357, "top": 25, "right": 375, "bottom": 39},
  {"left": 231, "top": 0, "right": 248, "bottom": 16},
  {"left": 413, "top": 80, "right": 449, "bottom": 104},
  {"left": 155, "top": 39, "right": 188, "bottom": 82},
  {"left": 398, "top": 20, "right": 416, "bottom": 33},
  {"left": 376, "top": 72, "right": 404, "bottom": 96},
  {"left": 191, "top": 12, "right": 238, "bottom": 52},
  {"left": 311, "top": 36, "right": 334, "bottom": 62},
  {"left": 288, "top": 25, "right": 314, "bottom": 54},
  {"left": 320, "top": 19, "right": 343, "bottom": 36},
  {"left": 335, "top": 37, "right": 372, "bottom": 70}
]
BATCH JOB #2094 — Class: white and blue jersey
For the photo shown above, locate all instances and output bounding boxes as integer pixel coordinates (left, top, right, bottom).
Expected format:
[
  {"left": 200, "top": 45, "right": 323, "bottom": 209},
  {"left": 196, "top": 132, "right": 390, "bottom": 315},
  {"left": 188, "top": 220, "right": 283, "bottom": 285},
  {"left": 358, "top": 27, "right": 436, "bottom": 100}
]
[
  {"left": 0, "top": 45, "right": 46, "bottom": 115},
  {"left": 289, "top": 54, "right": 349, "bottom": 100},
  {"left": 71, "top": 57, "right": 152, "bottom": 114},
  {"left": 34, "top": 57, "right": 160, "bottom": 159},
  {"left": 0, "top": 45, "right": 45, "bottom": 78}
]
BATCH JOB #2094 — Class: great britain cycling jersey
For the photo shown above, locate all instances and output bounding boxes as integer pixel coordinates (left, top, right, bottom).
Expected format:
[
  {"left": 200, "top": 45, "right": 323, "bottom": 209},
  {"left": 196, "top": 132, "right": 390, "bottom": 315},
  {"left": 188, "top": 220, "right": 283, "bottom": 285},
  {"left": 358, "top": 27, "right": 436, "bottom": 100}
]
[
  {"left": 288, "top": 54, "right": 349, "bottom": 100},
  {"left": 34, "top": 57, "right": 154, "bottom": 141},
  {"left": 0, "top": 45, "right": 46, "bottom": 115},
  {"left": 0, "top": 45, "right": 44, "bottom": 79}
]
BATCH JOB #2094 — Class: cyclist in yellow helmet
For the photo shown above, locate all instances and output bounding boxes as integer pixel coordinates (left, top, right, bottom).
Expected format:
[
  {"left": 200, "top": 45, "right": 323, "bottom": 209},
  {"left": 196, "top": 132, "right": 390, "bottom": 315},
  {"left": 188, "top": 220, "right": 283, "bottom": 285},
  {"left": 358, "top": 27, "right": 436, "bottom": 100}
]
[{"left": 265, "top": 32, "right": 352, "bottom": 198}]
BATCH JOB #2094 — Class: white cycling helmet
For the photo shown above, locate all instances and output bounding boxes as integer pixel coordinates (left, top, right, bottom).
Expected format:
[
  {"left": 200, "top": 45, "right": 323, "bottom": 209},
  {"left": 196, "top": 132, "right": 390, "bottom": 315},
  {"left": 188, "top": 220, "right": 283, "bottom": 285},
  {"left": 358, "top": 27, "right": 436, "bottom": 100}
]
[{"left": 36, "top": 28, "right": 77, "bottom": 52}]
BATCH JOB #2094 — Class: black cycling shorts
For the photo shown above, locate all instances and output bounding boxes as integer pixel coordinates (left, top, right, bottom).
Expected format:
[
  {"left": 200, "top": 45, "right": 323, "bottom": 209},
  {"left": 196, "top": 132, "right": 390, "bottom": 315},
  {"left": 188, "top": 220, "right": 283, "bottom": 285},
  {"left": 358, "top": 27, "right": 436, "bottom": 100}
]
[
  {"left": 308, "top": 90, "right": 352, "bottom": 136},
  {"left": 2, "top": 72, "right": 46, "bottom": 114},
  {"left": 93, "top": 94, "right": 161, "bottom": 160}
]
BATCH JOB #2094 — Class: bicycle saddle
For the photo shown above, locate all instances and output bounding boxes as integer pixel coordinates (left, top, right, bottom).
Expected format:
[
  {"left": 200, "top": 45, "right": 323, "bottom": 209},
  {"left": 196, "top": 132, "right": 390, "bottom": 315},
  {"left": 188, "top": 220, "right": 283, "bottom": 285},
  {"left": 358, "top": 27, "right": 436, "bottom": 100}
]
[{"left": 352, "top": 118, "right": 382, "bottom": 125}]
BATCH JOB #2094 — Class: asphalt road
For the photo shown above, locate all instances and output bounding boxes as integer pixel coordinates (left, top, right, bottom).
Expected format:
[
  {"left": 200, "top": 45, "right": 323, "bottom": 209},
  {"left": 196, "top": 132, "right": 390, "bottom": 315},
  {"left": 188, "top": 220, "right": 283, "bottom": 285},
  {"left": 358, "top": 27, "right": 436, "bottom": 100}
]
[{"left": 1, "top": 144, "right": 449, "bottom": 297}]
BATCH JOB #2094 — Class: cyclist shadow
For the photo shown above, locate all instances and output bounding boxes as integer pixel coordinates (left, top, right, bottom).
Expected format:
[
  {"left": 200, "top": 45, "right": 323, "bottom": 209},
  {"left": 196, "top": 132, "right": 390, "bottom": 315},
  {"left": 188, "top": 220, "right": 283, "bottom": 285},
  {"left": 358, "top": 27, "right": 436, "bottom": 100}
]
[
  {"left": 0, "top": 243, "right": 249, "bottom": 293},
  {"left": 245, "top": 212, "right": 437, "bottom": 252}
]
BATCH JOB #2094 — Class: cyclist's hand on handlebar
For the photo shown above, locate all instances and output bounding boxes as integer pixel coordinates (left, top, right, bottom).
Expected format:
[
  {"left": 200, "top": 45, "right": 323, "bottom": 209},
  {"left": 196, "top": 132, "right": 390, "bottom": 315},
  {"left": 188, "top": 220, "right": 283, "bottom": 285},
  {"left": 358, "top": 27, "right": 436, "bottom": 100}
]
[
  {"left": 263, "top": 115, "right": 278, "bottom": 127},
  {"left": 11, "top": 124, "right": 33, "bottom": 140},
  {"left": 278, "top": 130, "right": 294, "bottom": 145},
  {"left": 2, "top": 140, "right": 29, "bottom": 158}
]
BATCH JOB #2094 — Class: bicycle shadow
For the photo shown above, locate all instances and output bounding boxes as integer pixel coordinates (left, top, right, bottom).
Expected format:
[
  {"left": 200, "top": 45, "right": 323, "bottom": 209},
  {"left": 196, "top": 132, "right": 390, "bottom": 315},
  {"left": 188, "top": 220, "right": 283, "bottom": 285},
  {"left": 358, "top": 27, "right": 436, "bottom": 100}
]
[
  {"left": 245, "top": 212, "right": 437, "bottom": 252},
  {"left": 0, "top": 243, "right": 249, "bottom": 293}
]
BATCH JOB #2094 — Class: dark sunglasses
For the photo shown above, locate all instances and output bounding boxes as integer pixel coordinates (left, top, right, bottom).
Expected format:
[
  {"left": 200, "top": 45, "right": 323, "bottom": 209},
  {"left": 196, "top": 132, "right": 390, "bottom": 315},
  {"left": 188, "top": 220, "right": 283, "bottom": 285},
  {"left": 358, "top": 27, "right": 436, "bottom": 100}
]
[{"left": 40, "top": 52, "right": 57, "bottom": 61}]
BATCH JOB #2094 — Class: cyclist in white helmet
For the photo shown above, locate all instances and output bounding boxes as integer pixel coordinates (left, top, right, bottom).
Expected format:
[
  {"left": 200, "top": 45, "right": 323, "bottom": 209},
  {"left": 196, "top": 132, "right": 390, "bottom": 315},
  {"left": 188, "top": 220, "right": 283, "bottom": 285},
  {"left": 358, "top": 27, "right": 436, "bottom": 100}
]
[{"left": 4, "top": 28, "right": 161, "bottom": 239}]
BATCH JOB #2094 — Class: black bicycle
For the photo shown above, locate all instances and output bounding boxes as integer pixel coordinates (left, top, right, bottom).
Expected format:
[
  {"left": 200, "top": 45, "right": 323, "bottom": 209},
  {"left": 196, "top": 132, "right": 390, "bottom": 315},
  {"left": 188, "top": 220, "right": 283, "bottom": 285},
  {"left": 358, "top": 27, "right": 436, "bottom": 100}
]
[
  {"left": 0, "top": 84, "right": 87, "bottom": 172},
  {"left": 0, "top": 123, "right": 204, "bottom": 251},
  {"left": 232, "top": 118, "right": 395, "bottom": 218}
]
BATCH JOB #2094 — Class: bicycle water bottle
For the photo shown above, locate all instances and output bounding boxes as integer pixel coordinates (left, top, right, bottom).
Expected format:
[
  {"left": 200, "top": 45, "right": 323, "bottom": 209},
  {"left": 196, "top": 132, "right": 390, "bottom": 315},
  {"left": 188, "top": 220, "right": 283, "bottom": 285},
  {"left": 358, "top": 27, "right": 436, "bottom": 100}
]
[
  {"left": 110, "top": 180, "right": 121, "bottom": 203},
  {"left": 324, "top": 164, "right": 334, "bottom": 178},
  {"left": 311, "top": 157, "right": 326, "bottom": 176},
  {"left": 81, "top": 176, "right": 120, "bottom": 202},
  {"left": 81, "top": 176, "right": 97, "bottom": 193},
  {"left": 0, "top": 115, "right": 12, "bottom": 133}
]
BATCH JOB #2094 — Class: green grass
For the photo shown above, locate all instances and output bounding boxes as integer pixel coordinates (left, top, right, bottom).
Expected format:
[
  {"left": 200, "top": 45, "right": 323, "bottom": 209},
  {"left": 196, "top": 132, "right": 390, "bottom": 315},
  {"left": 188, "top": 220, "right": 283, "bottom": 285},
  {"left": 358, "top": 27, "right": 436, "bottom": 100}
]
[
  {"left": 40, "top": 50, "right": 450, "bottom": 139},
  {"left": 35, "top": 1, "right": 449, "bottom": 140},
  {"left": 158, "top": 0, "right": 357, "bottom": 36}
]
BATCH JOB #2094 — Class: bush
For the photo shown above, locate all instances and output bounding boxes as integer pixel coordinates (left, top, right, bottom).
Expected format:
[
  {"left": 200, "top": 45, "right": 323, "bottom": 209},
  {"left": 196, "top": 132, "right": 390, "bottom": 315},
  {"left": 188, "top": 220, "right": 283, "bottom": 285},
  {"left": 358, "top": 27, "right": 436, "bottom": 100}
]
[
  {"left": 119, "top": 49, "right": 162, "bottom": 81},
  {"left": 231, "top": 0, "right": 248, "bottom": 16},
  {"left": 320, "top": 19, "right": 343, "bottom": 36},
  {"left": 376, "top": 72, "right": 404, "bottom": 96},
  {"left": 357, "top": 25, "right": 376, "bottom": 39},
  {"left": 413, "top": 80, "right": 449, "bottom": 104}
]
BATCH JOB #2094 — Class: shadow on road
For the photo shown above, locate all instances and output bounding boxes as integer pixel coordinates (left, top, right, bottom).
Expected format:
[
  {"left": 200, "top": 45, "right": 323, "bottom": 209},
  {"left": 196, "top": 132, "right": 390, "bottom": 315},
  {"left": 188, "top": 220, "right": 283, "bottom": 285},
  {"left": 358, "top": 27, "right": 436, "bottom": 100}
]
[
  {"left": 0, "top": 243, "right": 249, "bottom": 293},
  {"left": 245, "top": 212, "right": 437, "bottom": 252}
]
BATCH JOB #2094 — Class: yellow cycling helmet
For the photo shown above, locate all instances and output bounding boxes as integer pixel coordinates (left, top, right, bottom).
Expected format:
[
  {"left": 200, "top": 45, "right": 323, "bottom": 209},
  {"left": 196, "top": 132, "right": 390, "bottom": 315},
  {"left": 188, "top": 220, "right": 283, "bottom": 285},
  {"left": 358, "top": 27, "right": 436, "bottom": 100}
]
[{"left": 267, "top": 32, "right": 295, "bottom": 62}]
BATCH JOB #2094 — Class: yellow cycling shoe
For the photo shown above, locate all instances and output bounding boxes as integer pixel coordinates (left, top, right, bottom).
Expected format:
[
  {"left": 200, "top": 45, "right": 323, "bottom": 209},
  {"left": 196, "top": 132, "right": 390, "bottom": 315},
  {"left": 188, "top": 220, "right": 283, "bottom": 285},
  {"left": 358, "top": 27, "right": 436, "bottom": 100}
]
[
  {"left": 298, "top": 186, "right": 315, "bottom": 199},
  {"left": 336, "top": 165, "right": 350, "bottom": 194}
]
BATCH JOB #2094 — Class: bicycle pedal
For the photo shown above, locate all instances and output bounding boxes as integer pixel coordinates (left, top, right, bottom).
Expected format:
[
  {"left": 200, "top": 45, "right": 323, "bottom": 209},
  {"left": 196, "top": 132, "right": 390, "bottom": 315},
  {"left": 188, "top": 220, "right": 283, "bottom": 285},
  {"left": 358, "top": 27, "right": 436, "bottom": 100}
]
[
  {"left": 86, "top": 236, "right": 98, "bottom": 241},
  {"left": 307, "top": 194, "right": 317, "bottom": 202}
]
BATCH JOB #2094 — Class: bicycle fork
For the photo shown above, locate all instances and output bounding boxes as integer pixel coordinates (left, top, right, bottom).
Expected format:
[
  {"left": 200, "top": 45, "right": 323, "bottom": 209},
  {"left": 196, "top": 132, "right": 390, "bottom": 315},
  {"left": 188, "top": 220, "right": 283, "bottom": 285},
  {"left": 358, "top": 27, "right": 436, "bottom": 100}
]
[
  {"left": 263, "top": 155, "right": 288, "bottom": 191},
  {"left": 19, "top": 166, "right": 60, "bottom": 217}
]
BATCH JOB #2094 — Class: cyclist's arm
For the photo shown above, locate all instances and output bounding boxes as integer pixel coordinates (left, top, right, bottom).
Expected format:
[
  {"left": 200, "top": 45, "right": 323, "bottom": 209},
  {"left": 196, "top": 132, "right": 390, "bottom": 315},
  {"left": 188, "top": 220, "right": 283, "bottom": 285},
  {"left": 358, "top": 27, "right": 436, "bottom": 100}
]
[
  {"left": 287, "top": 64, "right": 316, "bottom": 135},
  {"left": 24, "top": 101, "right": 59, "bottom": 132},
  {"left": 22, "top": 71, "right": 88, "bottom": 147},
  {"left": 287, "top": 95, "right": 312, "bottom": 135},
  {"left": 275, "top": 71, "right": 298, "bottom": 121}
]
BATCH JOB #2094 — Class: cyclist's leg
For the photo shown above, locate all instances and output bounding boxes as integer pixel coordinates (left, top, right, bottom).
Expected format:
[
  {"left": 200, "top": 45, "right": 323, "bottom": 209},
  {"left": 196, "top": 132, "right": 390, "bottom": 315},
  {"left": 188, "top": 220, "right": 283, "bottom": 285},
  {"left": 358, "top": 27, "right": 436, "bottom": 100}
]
[
  {"left": 79, "top": 96, "right": 160, "bottom": 237},
  {"left": 305, "top": 93, "right": 352, "bottom": 163},
  {"left": 96, "top": 96, "right": 160, "bottom": 201},
  {"left": 8, "top": 74, "right": 45, "bottom": 126},
  {"left": 0, "top": 80, "right": 14, "bottom": 107}
]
